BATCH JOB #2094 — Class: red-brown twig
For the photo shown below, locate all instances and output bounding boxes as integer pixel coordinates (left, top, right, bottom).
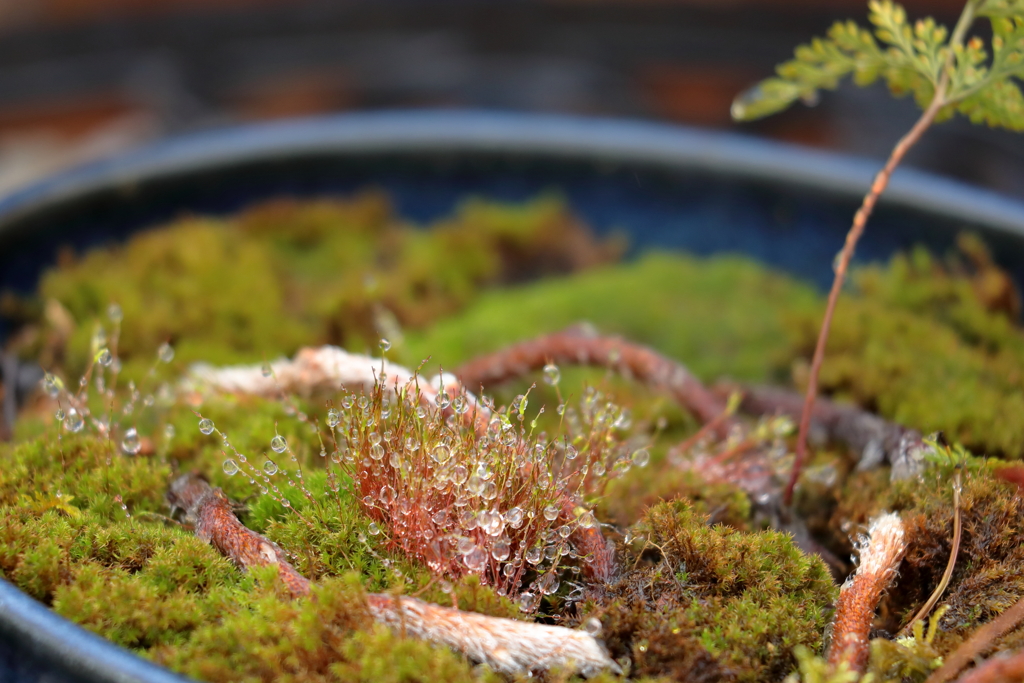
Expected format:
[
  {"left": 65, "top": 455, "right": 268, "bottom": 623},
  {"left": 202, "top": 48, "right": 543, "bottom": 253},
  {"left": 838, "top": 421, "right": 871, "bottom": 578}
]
[
  {"left": 166, "top": 473, "right": 618, "bottom": 676},
  {"left": 827, "top": 512, "right": 907, "bottom": 673},
  {"left": 925, "top": 596, "right": 1024, "bottom": 683},
  {"left": 789, "top": 85, "right": 951, "bottom": 506},
  {"left": 951, "top": 649, "right": 1024, "bottom": 683},
  {"left": 453, "top": 325, "right": 735, "bottom": 433}
]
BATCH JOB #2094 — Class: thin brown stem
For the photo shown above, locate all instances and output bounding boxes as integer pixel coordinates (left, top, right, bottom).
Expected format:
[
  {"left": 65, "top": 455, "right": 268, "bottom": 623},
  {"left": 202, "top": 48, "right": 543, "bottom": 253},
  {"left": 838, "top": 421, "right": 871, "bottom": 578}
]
[
  {"left": 926, "top": 596, "right": 1024, "bottom": 683},
  {"left": 787, "top": 87, "right": 950, "bottom": 505}
]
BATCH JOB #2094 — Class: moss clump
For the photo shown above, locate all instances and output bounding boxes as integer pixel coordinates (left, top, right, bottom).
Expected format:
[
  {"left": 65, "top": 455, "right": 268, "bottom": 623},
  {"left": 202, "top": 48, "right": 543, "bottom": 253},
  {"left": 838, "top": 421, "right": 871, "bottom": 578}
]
[
  {"left": 589, "top": 500, "right": 837, "bottom": 682},
  {"left": 25, "top": 193, "right": 621, "bottom": 379},
  {"left": 830, "top": 455, "right": 1024, "bottom": 658},
  {"left": 786, "top": 240, "right": 1024, "bottom": 457}
]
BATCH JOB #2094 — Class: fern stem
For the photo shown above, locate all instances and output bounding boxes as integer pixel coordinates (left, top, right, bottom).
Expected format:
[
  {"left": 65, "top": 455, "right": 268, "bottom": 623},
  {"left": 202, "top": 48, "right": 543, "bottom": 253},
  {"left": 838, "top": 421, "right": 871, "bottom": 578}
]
[{"left": 785, "top": 79, "right": 951, "bottom": 506}]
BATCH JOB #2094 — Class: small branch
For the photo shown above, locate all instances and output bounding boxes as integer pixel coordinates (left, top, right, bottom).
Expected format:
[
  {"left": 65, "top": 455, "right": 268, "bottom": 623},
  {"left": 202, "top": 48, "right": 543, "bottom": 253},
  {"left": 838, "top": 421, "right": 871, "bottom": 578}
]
[
  {"left": 166, "top": 473, "right": 619, "bottom": 677},
  {"left": 827, "top": 512, "right": 908, "bottom": 673},
  {"left": 716, "top": 382, "right": 925, "bottom": 479},
  {"left": 925, "top": 596, "right": 1024, "bottom": 683},
  {"left": 903, "top": 471, "right": 963, "bottom": 634},
  {"left": 788, "top": 77, "right": 952, "bottom": 505},
  {"left": 454, "top": 325, "right": 734, "bottom": 432},
  {"left": 951, "top": 649, "right": 1024, "bottom": 683}
]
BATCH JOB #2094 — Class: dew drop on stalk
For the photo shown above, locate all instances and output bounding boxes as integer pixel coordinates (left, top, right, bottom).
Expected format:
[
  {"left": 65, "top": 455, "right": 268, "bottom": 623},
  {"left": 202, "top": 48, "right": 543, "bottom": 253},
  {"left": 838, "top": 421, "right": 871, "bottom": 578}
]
[
  {"left": 439, "top": 580, "right": 453, "bottom": 594},
  {"left": 564, "top": 444, "right": 578, "bottom": 461},
  {"left": 431, "top": 444, "right": 451, "bottom": 464},
  {"left": 415, "top": 406, "right": 427, "bottom": 419},
  {"left": 537, "top": 572, "right": 560, "bottom": 595},
  {"left": 163, "top": 424, "right": 176, "bottom": 440},
  {"left": 542, "top": 363, "right": 561, "bottom": 386},
  {"left": 518, "top": 591, "right": 539, "bottom": 613},
  {"left": 578, "top": 511, "right": 597, "bottom": 529},
  {"left": 543, "top": 504, "right": 559, "bottom": 521},
  {"left": 370, "top": 444, "right": 384, "bottom": 460},
  {"left": 481, "top": 481, "right": 497, "bottom": 500},
  {"left": 55, "top": 408, "right": 65, "bottom": 421},
  {"left": 463, "top": 546, "right": 487, "bottom": 572},
  {"left": 42, "top": 374, "right": 61, "bottom": 398},
  {"left": 367, "top": 523, "right": 380, "bottom": 536},
  {"left": 388, "top": 451, "right": 401, "bottom": 467},
  {"left": 326, "top": 409, "right": 340, "bottom": 428},
  {"left": 505, "top": 507, "right": 525, "bottom": 528},
  {"left": 270, "top": 435, "right": 287, "bottom": 453},
  {"left": 379, "top": 338, "right": 391, "bottom": 352},
  {"left": 379, "top": 485, "right": 396, "bottom": 505},
  {"left": 491, "top": 538, "right": 511, "bottom": 561},
  {"left": 261, "top": 362, "right": 273, "bottom": 377},
  {"left": 198, "top": 418, "right": 215, "bottom": 435},
  {"left": 466, "top": 475, "right": 484, "bottom": 496},
  {"left": 525, "top": 546, "right": 543, "bottom": 565},
  {"left": 431, "top": 509, "right": 448, "bottom": 525},
  {"left": 222, "top": 459, "right": 239, "bottom": 476},
  {"left": 121, "top": 427, "right": 141, "bottom": 455},
  {"left": 157, "top": 342, "right": 175, "bottom": 363},
  {"left": 584, "top": 617, "right": 602, "bottom": 637},
  {"left": 64, "top": 409, "right": 84, "bottom": 433},
  {"left": 97, "top": 348, "right": 113, "bottom": 367},
  {"left": 631, "top": 448, "right": 650, "bottom": 467},
  {"left": 434, "top": 392, "right": 451, "bottom": 409},
  {"left": 457, "top": 537, "right": 476, "bottom": 554},
  {"left": 263, "top": 460, "right": 278, "bottom": 475}
]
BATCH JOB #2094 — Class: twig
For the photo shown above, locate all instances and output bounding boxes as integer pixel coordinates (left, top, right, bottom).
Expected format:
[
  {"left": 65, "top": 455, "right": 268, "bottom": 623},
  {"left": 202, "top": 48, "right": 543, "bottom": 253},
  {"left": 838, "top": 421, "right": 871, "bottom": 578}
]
[
  {"left": 827, "top": 512, "right": 908, "bottom": 673},
  {"left": 925, "top": 596, "right": 1024, "bottom": 683},
  {"left": 903, "top": 470, "right": 963, "bottom": 635},
  {"left": 165, "top": 473, "right": 619, "bottom": 676},
  {"left": 716, "top": 382, "right": 925, "bottom": 479},
  {"left": 453, "top": 325, "right": 735, "bottom": 433},
  {"left": 951, "top": 649, "right": 1024, "bottom": 683},
  {"left": 788, "top": 70, "right": 955, "bottom": 505}
]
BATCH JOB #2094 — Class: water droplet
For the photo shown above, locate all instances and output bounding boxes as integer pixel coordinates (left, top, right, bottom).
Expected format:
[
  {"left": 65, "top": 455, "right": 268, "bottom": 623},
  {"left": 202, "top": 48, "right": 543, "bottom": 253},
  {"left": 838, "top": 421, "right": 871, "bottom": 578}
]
[
  {"left": 584, "top": 617, "right": 602, "bottom": 636},
  {"left": 440, "top": 580, "right": 453, "bottom": 594},
  {"left": 262, "top": 459, "right": 279, "bottom": 475},
  {"left": 457, "top": 537, "right": 476, "bottom": 554},
  {"left": 198, "top": 418, "right": 215, "bottom": 435},
  {"left": 578, "top": 511, "right": 597, "bottom": 529},
  {"left": 543, "top": 504, "right": 560, "bottom": 521},
  {"left": 542, "top": 363, "right": 561, "bottom": 386},
  {"left": 518, "top": 591, "right": 540, "bottom": 613},
  {"left": 326, "top": 408, "right": 341, "bottom": 428},
  {"left": 631, "top": 448, "right": 650, "bottom": 467},
  {"left": 481, "top": 481, "right": 497, "bottom": 500},
  {"left": 368, "top": 523, "right": 381, "bottom": 536},
  {"left": 431, "top": 444, "right": 451, "bottom": 464},
  {"left": 466, "top": 475, "right": 485, "bottom": 496},
  {"left": 463, "top": 546, "right": 487, "bottom": 572},
  {"left": 525, "top": 546, "right": 543, "bottom": 565},
  {"left": 564, "top": 444, "right": 578, "bottom": 461},
  {"left": 537, "top": 572, "right": 560, "bottom": 595},
  {"left": 379, "top": 485, "right": 396, "bottom": 505},
  {"left": 97, "top": 348, "right": 113, "bottom": 367},
  {"left": 42, "top": 374, "right": 62, "bottom": 398},
  {"left": 379, "top": 338, "right": 391, "bottom": 352},
  {"left": 63, "top": 409, "right": 84, "bottom": 433},
  {"left": 479, "top": 509, "right": 505, "bottom": 536},
  {"left": 223, "top": 459, "right": 239, "bottom": 475},
  {"left": 156, "top": 342, "right": 175, "bottom": 363},
  {"left": 370, "top": 444, "right": 385, "bottom": 460},
  {"left": 164, "top": 424, "right": 176, "bottom": 439},
  {"left": 434, "top": 392, "right": 451, "bottom": 410},
  {"left": 55, "top": 408, "right": 65, "bottom": 420},
  {"left": 388, "top": 451, "right": 401, "bottom": 468},
  {"left": 270, "top": 435, "right": 287, "bottom": 453},
  {"left": 505, "top": 507, "right": 525, "bottom": 529},
  {"left": 121, "top": 427, "right": 141, "bottom": 455},
  {"left": 491, "top": 538, "right": 511, "bottom": 561},
  {"left": 261, "top": 362, "right": 273, "bottom": 378}
]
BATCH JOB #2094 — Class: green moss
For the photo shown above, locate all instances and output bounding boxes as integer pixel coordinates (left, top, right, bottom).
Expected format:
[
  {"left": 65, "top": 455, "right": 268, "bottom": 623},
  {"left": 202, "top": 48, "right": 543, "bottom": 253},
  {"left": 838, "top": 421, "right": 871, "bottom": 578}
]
[
  {"left": 406, "top": 252, "right": 821, "bottom": 382},
  {"left": 590, "top": 500, "right": 837, "bottom": 682}
]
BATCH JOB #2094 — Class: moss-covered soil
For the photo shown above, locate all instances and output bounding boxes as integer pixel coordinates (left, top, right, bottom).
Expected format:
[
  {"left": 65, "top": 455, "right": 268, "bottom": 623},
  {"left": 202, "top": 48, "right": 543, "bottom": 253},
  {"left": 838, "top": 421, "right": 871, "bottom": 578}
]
[{"left": 1, "top": 194, "right": 1023, "bottom": 683}]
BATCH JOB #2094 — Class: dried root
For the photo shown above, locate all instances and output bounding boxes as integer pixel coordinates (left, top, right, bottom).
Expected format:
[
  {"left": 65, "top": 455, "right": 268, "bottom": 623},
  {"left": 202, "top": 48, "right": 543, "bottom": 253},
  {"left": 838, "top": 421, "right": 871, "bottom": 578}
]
[
  {"left": 827, "top": 512, "right": 907, "bottom": 673},
  {"left": 166, "top": 473, "right": 619, "bottom": 677},
  {"left": 453, "top": 325, "right": 735, "bottom": 431}
]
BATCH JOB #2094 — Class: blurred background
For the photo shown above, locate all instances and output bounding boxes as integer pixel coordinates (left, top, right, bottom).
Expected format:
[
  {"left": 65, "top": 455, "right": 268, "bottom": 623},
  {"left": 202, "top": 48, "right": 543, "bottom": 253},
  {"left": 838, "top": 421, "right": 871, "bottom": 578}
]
[{"left": 0, "top": 0, "right": 1021, "bottom": 199}]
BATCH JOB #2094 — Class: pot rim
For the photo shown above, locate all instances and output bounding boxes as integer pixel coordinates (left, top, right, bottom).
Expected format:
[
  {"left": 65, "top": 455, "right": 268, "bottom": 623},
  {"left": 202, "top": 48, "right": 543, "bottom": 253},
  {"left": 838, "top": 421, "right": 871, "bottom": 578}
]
[
  {"left": 3, "top": 109, "right": 1024, "bottom": 683},
  {"left": 1, "top": 109, "right": 1024, "bottom": 236}
]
